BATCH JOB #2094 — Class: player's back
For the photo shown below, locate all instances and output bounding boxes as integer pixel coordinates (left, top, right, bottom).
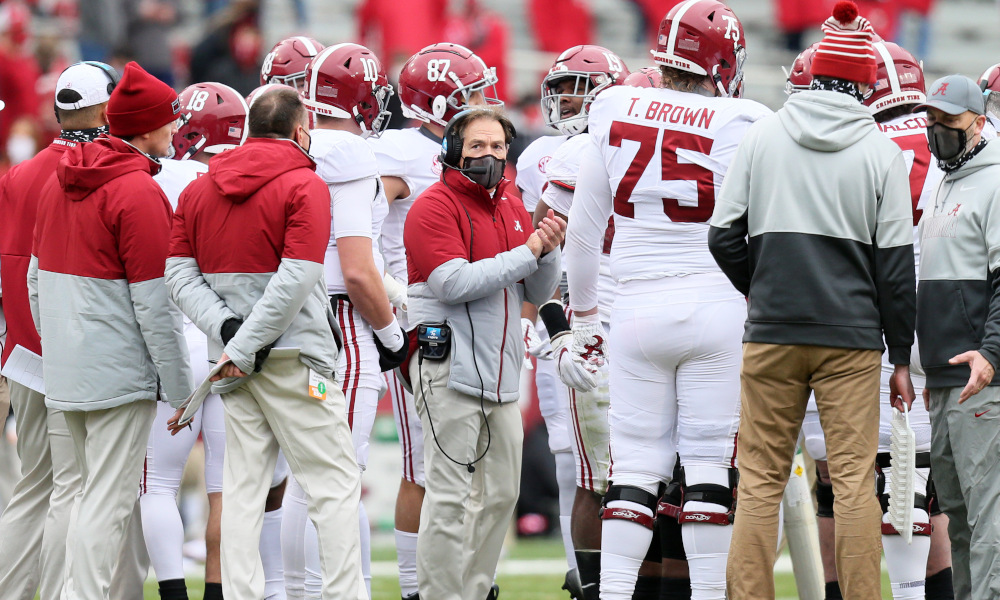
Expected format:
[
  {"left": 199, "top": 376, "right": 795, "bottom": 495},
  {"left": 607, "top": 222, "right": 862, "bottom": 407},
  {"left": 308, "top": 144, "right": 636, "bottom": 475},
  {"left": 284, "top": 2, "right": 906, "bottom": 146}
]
[
  {"left": 877, "top": 110, "right": 943, "bottom": 272},
  {"left": 155, "top": 158, "right": 209, "bottom": 210},
  {"left": 587, "top": 85, "right": 771, "bottom": 282}
]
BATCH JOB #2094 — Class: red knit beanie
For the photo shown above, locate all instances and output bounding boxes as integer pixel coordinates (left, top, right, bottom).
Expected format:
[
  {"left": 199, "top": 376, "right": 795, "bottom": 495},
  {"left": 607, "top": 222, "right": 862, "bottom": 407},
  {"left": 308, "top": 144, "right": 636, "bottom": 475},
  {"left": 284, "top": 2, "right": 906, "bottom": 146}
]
[
  {"left": 810, "top": 1, "right": 877, "bottom": 85},
  {"left": 106, "top": 61, "right": 180, "bottom": 137}
]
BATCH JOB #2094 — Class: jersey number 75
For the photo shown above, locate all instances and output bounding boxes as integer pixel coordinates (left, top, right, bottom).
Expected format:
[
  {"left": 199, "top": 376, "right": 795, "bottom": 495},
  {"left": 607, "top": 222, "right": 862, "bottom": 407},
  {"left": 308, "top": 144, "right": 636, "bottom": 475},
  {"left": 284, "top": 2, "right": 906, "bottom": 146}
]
[{"left": 609, "top": 120, "right": 716, "bottom": 223}]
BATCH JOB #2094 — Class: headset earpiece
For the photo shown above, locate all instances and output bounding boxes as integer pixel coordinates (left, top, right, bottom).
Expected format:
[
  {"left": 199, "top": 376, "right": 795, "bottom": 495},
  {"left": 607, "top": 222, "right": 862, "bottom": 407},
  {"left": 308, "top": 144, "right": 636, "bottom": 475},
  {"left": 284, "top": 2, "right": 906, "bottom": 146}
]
[{"left": 440, "top": 109, "right": 473, "bottom": 169}]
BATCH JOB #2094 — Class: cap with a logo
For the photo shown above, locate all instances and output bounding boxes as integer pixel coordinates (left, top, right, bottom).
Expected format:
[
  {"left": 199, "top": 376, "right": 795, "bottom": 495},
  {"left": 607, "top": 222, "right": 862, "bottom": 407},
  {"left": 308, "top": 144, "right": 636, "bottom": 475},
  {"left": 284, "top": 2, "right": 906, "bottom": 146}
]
[
  {"left": 917, "top": 74, "right": 985, "bottom": 116},
  {"left": 55, "top": 62, "right": 120, "bottom": 110},
  {"left": 106, "top": 61, "right": 180, "bottom": 137}
]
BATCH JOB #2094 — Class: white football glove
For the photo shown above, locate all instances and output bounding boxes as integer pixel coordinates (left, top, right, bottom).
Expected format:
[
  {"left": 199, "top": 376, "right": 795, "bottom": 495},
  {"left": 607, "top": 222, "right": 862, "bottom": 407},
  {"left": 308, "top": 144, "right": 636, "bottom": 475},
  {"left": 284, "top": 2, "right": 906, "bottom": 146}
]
[
  {"left": 571, "top": 312, "right": 608, "bottom": 369},
  {"left": 521, "top": 318, "right": 552, "bottom": 370},
  {"left": 383, "top": 273, "right": 408, "bottom": 311},
  {"left": 551, "top": 332, "right": 598, "bottom": 392}
]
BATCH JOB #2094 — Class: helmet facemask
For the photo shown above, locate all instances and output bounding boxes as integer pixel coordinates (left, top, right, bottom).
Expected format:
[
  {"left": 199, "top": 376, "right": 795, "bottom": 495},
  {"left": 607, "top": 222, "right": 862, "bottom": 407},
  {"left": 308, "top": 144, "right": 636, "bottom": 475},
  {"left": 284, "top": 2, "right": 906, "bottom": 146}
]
[
  {"left": 542, "top": 71, "right": 611, "bottom": 135},
  {"left": 360, "top": 83, "right": 395, "bottom": 139}
]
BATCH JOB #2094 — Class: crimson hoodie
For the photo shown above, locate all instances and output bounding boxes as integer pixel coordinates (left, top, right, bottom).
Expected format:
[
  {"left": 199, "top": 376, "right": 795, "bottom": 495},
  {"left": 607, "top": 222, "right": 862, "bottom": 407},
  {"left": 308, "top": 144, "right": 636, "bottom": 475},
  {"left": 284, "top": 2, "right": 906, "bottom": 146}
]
[
  {"left": 166, "top": 137, "right": 341, "bottom": 380},
  {"left": 27, "top": 135, "right": 193, "bottom": 410}
]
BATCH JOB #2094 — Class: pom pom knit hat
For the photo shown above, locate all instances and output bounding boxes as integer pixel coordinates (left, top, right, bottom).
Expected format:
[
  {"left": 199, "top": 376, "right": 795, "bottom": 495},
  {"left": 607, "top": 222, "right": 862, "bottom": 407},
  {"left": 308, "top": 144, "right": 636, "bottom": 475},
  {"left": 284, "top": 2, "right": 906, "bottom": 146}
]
[{"left": 810, "top": 1, "right": 877, "bottom": 85}]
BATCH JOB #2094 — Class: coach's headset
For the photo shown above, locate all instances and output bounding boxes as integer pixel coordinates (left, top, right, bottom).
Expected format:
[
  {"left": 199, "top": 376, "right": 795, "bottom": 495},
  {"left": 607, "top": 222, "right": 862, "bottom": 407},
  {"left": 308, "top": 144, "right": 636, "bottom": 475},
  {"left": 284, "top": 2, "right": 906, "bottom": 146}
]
[
  {"left": 54, "top": 61, "right": 120, "bottom": 124},
  {"left": 419, "top": 109, "right": 517, "bottom": 474}
]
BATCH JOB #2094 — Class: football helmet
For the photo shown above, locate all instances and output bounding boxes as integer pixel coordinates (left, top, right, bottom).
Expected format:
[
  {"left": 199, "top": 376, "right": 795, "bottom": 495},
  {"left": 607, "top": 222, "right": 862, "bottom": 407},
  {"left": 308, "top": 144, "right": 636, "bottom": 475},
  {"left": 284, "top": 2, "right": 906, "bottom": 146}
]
[
  {"left": 979, "top": 63, "right": 1000, "bottom": 118},
  {"left": 301, "top": 42, "right": 393, "bottom": 138},
  {"left": 783, "top": 43, "right": 820, "bottom": 94},
  {"left": 865, "top": 41, "right": 925, "bottom": 113},
  {"left": 541, "top": 45, "right": 630, "bottom": 136},
  {"left": 398, "top": 43, "right": 502, "bottom": 126},
  {"left": 260, "top": 36, "right": 325, "bottom": 90},
  {"left": 650, "top": 0, "right": 747, "bottom": 98},
  {"left": 624, "top": 66, "right": 662, "bottom": 88},
  {"left": 174, "top": 82, "right": 249, "bottom": 161}
]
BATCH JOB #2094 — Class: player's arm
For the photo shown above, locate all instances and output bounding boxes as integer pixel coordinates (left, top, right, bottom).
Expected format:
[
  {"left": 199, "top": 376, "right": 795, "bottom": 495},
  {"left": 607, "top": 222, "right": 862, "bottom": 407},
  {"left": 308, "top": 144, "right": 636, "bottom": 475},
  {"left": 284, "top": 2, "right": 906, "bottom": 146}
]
[
  {"left": 381, "top": 175, "right": 410, "bottom": 205},
  {"left": 565, "top": 141, "right": 611, "bottom": 318},
  {"left": 334, "top": 177, "right": 395, "bottom": 330}
]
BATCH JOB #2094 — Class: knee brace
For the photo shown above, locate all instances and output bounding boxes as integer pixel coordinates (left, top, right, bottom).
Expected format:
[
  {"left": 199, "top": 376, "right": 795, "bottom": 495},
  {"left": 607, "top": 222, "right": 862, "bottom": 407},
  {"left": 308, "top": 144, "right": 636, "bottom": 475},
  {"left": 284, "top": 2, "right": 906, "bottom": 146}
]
[
  {"left": 815, "top": 466, "right": 834, "bottom": 518},
  {"left": 676, "top": 466, "right": 738, "bottom": 526},
  {"left": 600, "top": 485, "right": 660, "bottom": 530},
  {"left": 656, "top": 477, "right": 686, "bottom": 560},
  {"left": 876, "top": 452, "right": 932, "bottom": 537}
]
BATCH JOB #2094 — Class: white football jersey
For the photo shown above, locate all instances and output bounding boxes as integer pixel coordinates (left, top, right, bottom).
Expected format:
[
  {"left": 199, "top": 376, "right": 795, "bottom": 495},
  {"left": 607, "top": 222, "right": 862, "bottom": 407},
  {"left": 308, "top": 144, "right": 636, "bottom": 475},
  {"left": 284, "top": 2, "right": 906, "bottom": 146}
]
[
  {"left": 541, "top": 133, "right": 615, "bottom": 323},
  {"left": 312, "top": 128, "right": 389, "bottom": 295},
  {"left": 585, "top": 85, "right": 771, "bottom": 282},
  {"left": 516, "top": 133, "right": 568, "bottom": 213},
  {"left": 154, "top": 158, "right": 209, "bottom": 210},
  {"left": 367, "top": 127, "right": 443, "bottom": 282},
  {"left": 876, "top": 111, "right": 943, "bottom": 272}
]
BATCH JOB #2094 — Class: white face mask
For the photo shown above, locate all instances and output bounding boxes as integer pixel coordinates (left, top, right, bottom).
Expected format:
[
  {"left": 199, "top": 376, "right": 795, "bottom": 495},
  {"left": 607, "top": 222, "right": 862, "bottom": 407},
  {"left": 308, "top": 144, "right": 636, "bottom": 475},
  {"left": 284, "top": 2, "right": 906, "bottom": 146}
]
[{"left": 6, "top": 134, "right": 36, "bottom": 164}]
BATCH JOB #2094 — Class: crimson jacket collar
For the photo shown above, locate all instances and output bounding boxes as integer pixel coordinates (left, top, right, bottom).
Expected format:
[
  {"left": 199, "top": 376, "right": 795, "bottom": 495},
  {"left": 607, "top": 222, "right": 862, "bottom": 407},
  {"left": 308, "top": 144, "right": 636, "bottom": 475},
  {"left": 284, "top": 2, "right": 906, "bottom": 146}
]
[{"left": 442, "top": 166, "right": 511, "bottom": 209}]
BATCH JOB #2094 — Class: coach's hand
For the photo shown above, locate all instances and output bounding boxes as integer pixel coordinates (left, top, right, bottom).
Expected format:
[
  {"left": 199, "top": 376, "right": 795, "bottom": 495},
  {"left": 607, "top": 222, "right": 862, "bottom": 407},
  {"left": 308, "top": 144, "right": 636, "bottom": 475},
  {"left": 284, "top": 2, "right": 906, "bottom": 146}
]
[
  {"left": 950, "top": 350, "right": 996, "bottom": 403},
  {"left": 527, "top": 209, "right": 567, "bottom": 258},
  {"left": 211, "top": 353, "right": 248, "bottom": 381},
  {"left": 888, "top": 364, "right": 915, "bottom": 411}
]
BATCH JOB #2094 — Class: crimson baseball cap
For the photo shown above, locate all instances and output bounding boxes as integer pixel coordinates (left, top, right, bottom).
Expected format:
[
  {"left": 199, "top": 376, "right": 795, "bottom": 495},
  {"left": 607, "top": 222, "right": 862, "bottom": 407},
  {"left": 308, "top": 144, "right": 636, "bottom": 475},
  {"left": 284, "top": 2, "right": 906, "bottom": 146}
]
[{"left": 916, "top": 74, "right": 985, "bottom": 116}]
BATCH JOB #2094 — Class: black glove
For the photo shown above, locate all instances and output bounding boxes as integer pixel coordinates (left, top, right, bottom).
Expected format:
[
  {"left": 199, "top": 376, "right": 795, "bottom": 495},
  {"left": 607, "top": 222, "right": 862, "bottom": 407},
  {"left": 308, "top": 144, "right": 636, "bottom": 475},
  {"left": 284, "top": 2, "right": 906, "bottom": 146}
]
[
  {"left": 374, "top": 332, "right": 410, "bottom": 372},
  {"left": 219, "top": 317, "right": 273, "bottom": 373}
]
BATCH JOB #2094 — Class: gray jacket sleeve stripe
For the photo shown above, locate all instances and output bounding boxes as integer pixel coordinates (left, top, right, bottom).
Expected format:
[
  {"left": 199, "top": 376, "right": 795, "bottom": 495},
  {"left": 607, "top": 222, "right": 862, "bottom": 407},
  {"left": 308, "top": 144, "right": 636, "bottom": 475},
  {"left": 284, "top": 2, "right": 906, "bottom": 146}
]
[
  {"left": 27, "top": 255, "right": 40, "bottom": 337},
  {"left": 226, "top": 258, "right": 323, "bottom": 375},
  {"left": 130, "top": 277, "right": 194, "bottom": 405},
  {"left": 426, "top": 247, "right": 538, "bottom": 305},
  {"left": 523, "top": 248, "right": 561, "bottom": 306},
  {"left": 166, "top": 256, "right": 239, "bottom": 346}
]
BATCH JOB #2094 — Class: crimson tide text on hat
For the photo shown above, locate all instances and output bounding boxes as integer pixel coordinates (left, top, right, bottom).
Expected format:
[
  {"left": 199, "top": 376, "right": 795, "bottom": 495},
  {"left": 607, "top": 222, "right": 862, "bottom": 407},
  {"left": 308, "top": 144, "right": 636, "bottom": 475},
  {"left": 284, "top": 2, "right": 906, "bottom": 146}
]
[
  {"left": 809, "top": 1, "right": 877, "bottom": 85},
  {"left": 106, "top": 61, "right": 180, "bottom": 138}
]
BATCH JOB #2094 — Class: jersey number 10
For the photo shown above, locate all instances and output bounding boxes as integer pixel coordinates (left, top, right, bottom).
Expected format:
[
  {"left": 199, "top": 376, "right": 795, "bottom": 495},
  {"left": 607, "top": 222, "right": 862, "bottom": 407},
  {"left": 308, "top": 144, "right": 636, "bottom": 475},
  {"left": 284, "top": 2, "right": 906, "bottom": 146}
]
[{"left": 609, "top": 120, "right": 715, "bottom": 223}]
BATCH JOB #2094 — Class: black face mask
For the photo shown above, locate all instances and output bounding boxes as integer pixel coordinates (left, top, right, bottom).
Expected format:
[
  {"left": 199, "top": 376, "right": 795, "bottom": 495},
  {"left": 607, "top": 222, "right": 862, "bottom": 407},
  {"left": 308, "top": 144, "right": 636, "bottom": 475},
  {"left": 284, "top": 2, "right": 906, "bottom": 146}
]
[
  {"left": 927, "top": 121, "right": 975, "bottom": 163},
  {"left": 462, "top": 154, "right": 506, "bottom": 190}
]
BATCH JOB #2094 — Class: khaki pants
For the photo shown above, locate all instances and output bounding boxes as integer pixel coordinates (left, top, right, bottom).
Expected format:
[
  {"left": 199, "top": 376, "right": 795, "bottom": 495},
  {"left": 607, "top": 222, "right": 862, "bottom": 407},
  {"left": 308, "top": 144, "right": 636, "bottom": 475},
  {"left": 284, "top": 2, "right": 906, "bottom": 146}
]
[
  {"left": 411, "top": 357, "right": 523, "bottom": 600},
  {"left": 0, "top": 381, "right": 81, "bottom": 600},
  {"left": 61, "top": 400, "right": 155, "bottom": 600},
  {"left": 220, "top": 351, "right": 364, "bottom": 600},
  {"left": 929, "top": 386, "right": 1000, "bottom": 600},
  {"left": 728, "top": 343, "right": 882, "bottom": 600}
]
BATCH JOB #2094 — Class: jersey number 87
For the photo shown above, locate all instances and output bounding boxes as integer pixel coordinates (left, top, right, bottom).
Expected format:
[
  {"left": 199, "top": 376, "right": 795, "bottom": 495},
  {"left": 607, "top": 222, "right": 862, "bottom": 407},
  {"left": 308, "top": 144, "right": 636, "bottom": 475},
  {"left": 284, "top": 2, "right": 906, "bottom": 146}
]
[{"left": 609, "top": 120, "right": 716, "bottom": 223}]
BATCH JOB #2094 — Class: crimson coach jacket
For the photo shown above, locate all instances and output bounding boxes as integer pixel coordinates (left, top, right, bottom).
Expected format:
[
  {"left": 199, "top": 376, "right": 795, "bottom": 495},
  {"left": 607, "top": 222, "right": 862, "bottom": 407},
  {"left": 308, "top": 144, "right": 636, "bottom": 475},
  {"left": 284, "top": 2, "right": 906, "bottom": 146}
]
[
  {"left": 165, "top": 137, "right": 341, "bottom": 383},
  {"left": 28, "top": 136, "right": 193, "bottom": 410},
  {"left": 0, "top": 138, "right": 73, "bottom": 375},
  {"left": 404, "top": 168, "right": 561, "bottom": 402}
]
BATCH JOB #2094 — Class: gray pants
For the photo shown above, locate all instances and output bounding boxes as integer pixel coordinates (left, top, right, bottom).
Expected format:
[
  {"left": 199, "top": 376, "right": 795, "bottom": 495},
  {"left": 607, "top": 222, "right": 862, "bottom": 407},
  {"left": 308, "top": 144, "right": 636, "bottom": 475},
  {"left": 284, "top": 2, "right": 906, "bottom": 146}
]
[{"left": 929, "top": 386, "right": 1000, "bottom": 600}]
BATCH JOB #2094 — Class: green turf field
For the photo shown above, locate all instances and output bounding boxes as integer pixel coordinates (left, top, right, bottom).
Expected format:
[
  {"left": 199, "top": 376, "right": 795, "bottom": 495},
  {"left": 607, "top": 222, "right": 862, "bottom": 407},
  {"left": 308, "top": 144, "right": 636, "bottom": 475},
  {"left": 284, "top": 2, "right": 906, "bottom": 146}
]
[{"left": 134, "top": 537, "right": 893, "bottom": 599}]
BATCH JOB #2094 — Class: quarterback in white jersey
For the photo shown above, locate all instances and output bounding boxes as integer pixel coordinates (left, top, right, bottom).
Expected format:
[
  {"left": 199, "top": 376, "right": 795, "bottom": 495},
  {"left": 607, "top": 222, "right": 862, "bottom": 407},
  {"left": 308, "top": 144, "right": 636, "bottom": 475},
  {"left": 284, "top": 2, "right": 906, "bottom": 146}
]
[
  {"left": 517, "top": 44, "right": 631, "bottom": 600},
  {"left": 564, "top": 3, "right": 770, "bottom": 599},
  {"left": 283, "top": 43, "right": 406, "bottom": 600}
]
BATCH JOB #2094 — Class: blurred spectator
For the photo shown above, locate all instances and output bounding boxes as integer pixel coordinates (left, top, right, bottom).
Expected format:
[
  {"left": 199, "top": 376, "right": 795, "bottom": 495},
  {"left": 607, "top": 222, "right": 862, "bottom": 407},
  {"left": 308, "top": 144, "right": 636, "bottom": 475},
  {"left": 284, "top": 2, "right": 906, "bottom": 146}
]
[
  {"left": 897, "top": 0, "right": 935, "bottom": 61},
  {"left": 773, "top": 0, "right": 832, "bottom": 51},
  {"left": 443, "top": 0, "right": 511, "bottom": 103},
  {"left": 189, "top": 0, "right": 263, "bottom": 95},
  {"left": 125, "top": 0, "right": 180, "bottom": 86},
  {"left": 78, "top": 0, "right": 126, "bottom": 61},
  {"left": 627, "top": 0, "right": 684, "bottom": 46},
  {"left": 528, "top": 0, "right": 593, "bottom": 54},
  {"left": 856, "top": 0, "right": 901, "bottom": 40},
  {"left": 358, "top": 0, "right": 445, "bottom": 67},
  {"left": 0, "top": 1, "right": 40, "bottom": 161}
]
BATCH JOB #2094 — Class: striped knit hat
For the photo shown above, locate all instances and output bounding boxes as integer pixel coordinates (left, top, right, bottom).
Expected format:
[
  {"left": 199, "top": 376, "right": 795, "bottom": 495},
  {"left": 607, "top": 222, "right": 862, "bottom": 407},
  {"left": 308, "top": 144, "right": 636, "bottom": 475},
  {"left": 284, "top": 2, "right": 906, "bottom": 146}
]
[{"left": 810, "top": 1, "right": 877, "bottom": 85}]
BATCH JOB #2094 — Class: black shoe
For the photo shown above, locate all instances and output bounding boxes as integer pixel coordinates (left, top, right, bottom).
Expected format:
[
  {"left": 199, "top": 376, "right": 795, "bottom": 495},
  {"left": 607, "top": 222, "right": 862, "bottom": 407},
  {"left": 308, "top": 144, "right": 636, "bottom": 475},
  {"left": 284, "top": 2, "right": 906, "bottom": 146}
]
[
  {"left": 562, "top": 569, "right": 584, "bottom": 599},
  {"left": 486, "top": 584, "right": 500, "bottom": 600},
  {"left": 402, "top": 594, "right": 420, "bottom": 600}
]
